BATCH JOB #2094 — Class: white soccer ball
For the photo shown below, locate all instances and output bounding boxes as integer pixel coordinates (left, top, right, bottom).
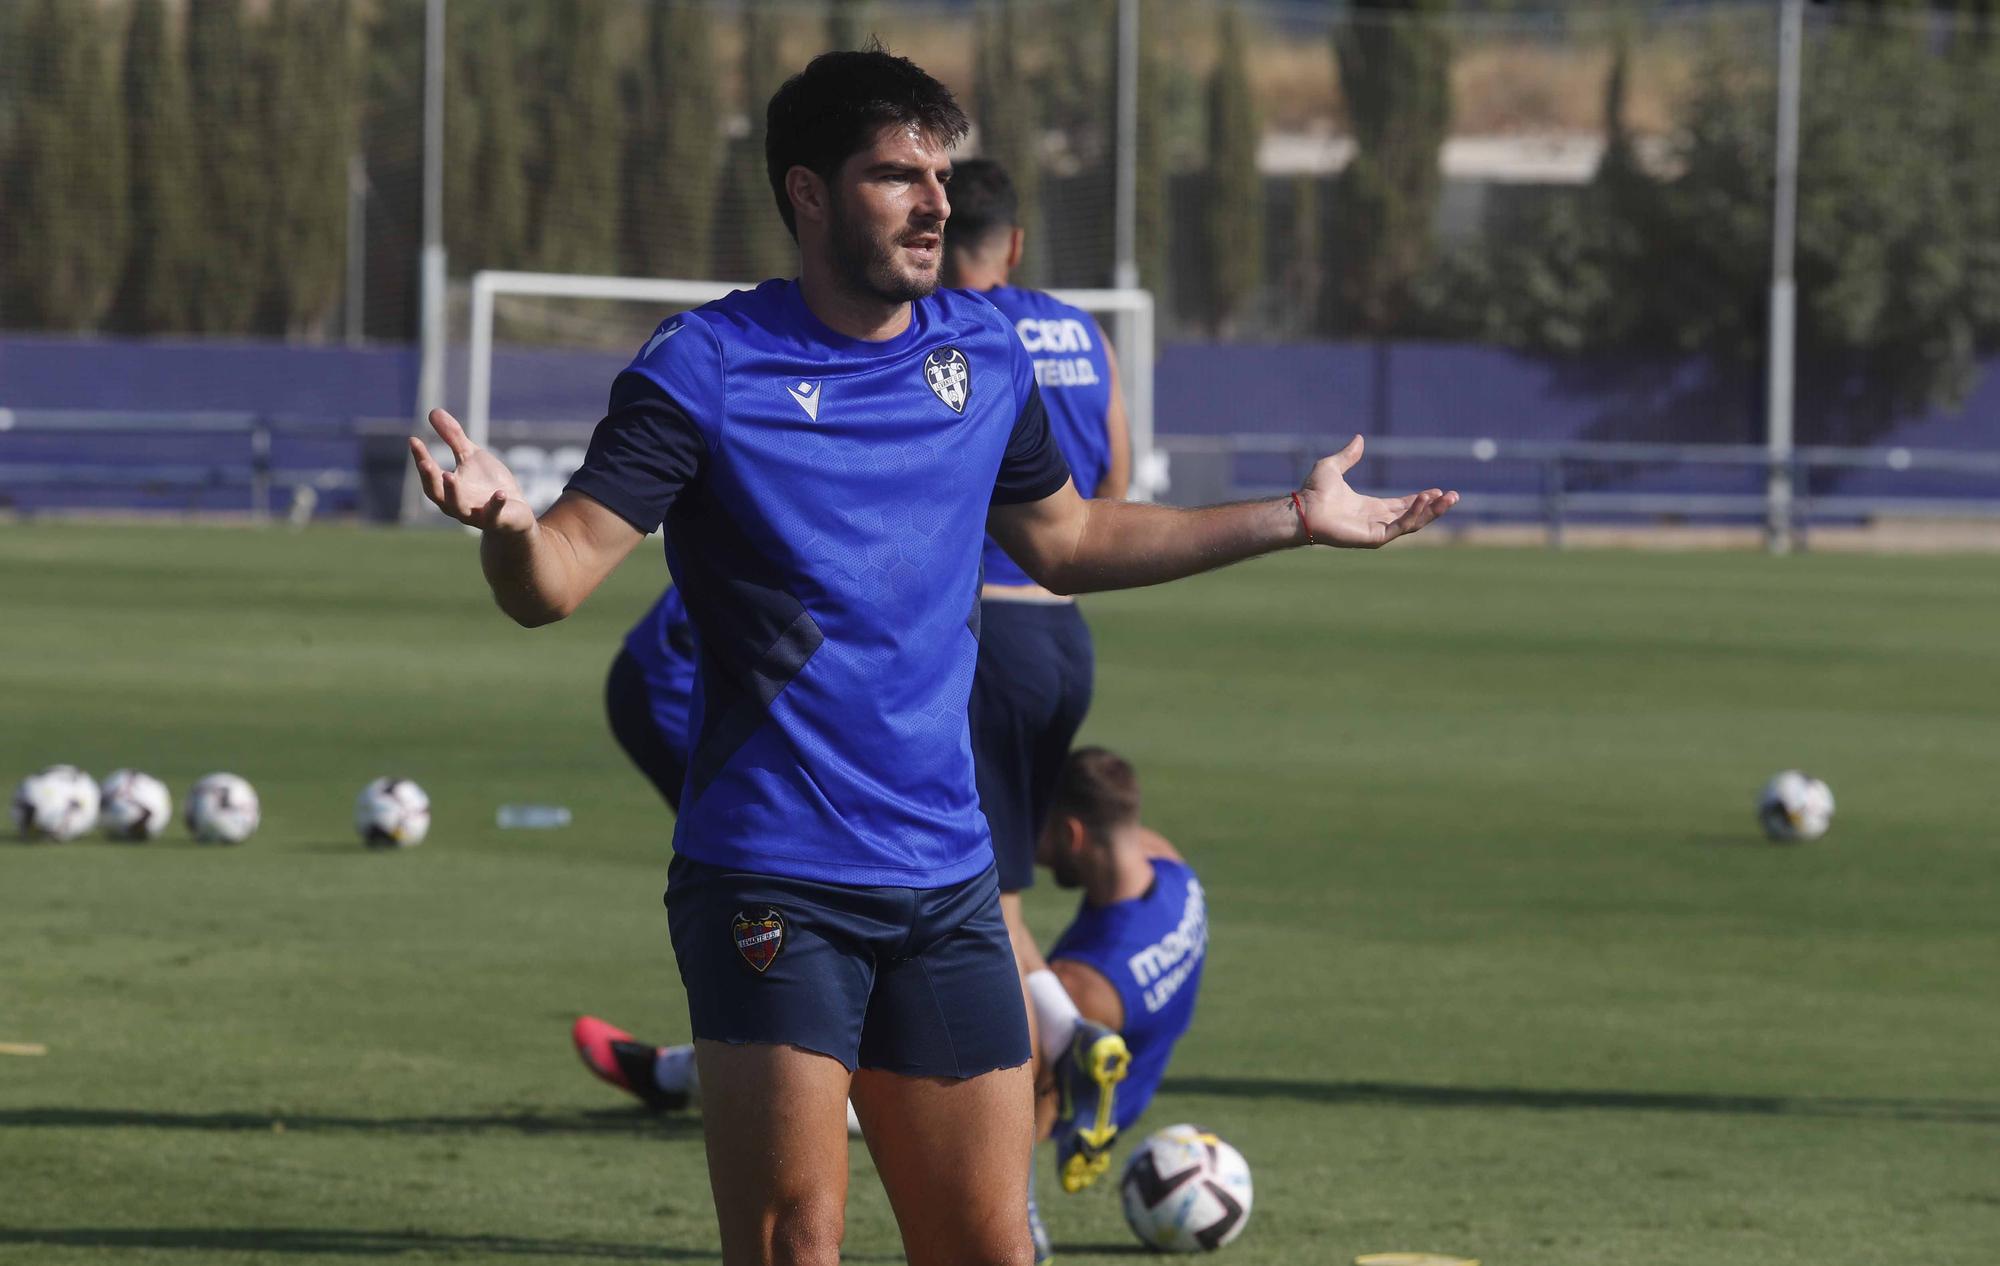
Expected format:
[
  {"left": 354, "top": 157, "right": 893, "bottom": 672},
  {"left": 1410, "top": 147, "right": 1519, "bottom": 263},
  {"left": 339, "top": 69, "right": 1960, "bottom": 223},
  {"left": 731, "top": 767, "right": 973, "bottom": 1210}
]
[
  {"left": 1119, "top": 1124, "right": 1254, "bottom": 1253},
  {"left": 185, "top": 773, "right": 260, "bottom": 844},
  {"left": 11, "top": 765, "right": 100, "bottom": 842},
  {"left": 100, "top": 769, "right": 172, "bottom": 841},
  {"left": 355, "top": 777, "right": 430, "bottom": 849},
  {"left": 1758, "top": 770, "right": 1835, "bottom": 842}
]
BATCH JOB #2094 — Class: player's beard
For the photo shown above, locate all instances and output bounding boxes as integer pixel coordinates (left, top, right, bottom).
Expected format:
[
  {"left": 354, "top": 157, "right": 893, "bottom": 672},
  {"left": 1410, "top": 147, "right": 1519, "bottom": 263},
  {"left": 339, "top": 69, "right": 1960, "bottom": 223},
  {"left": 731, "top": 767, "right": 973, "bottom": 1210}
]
[{"left": 828, "top": 194, "right": 940, "bottom": 305}]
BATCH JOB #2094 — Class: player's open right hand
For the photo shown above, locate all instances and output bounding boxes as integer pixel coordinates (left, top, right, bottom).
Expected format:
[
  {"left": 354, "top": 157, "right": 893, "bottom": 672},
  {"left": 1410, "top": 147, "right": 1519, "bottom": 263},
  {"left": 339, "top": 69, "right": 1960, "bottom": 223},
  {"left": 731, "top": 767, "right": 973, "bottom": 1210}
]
[{"left": 409, "top": 408, "right": 536, "bottom": 535}]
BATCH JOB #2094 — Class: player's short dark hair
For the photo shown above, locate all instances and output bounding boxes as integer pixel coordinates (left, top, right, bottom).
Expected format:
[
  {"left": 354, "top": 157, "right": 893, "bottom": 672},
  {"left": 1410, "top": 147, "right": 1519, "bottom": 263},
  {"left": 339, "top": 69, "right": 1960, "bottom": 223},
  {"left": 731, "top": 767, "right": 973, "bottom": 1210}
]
[
  {"left": 765, "top": 44, "right": 970, "bottom": 240},
  {"left": 943, "top": 157, "right": 1018, "bottom": 255},
  {"left": 1052, "top": 747, "right": 1141, "bottom": 842}
]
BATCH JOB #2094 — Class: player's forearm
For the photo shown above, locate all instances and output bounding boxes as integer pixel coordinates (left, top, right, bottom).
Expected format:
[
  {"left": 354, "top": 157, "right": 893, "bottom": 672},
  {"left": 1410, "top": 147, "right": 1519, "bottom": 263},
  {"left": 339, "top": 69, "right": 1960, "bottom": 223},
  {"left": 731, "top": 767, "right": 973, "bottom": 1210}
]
[
  {"left": 1041, "top": 496, "right": 1304, "bottom": 594},
  {"left": 478, "top": 522, "right": 585, "bottom": 626}
]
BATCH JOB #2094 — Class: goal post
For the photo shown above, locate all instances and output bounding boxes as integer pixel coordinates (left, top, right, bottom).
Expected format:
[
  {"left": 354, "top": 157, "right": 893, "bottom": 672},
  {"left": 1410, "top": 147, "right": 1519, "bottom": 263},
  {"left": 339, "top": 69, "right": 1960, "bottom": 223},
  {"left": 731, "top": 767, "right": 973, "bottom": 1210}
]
[{"left": 464, "top": 270, "right": 1157, "bottom": 500}]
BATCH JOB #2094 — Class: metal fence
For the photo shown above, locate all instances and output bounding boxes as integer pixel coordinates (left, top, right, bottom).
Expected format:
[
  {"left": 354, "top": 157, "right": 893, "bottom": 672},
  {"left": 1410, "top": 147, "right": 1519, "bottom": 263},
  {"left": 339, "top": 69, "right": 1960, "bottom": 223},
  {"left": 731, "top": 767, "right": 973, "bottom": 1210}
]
[{"left": 3, "top": 0, "right": 1997, "bottom": 538}]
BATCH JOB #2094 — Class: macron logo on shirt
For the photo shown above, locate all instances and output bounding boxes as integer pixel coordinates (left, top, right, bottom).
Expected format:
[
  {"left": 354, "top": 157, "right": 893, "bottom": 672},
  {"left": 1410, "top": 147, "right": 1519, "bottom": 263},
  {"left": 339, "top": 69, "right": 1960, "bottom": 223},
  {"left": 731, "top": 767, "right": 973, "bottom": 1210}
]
[
  {"left": 641, "top": 322, "right": 683, "bottom": 360},
  {"left": 787, "top": 379, "right": 822, "bottom": 421}
]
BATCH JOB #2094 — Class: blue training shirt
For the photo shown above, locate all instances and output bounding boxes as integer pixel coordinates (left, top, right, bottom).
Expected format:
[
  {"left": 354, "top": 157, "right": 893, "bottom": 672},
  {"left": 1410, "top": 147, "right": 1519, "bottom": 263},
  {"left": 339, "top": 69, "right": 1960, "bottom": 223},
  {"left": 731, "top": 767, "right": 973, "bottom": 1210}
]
[
  {"left": 565, "top": 279, "right": 1071, "bottom": 888},
  {"left": 977, "top": 286, "right": 1113, "bottom": 588},
  {"left": 622, "top": 587, "right": 696, "bottom": 761},
  {"left": 1046, "top": 858, "right": 1207, "bottom": 1130}
]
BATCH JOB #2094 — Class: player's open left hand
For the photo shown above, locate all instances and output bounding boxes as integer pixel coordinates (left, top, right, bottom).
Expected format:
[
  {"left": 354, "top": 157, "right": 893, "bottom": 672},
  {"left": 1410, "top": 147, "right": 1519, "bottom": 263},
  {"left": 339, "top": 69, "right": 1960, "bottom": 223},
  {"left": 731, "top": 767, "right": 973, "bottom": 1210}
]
[
  {"left": 1297, "top": 435, "right": 1459, "bottom": 548},
  {"left": 409, "top": 408, "right": 536, "bottom": 535}
]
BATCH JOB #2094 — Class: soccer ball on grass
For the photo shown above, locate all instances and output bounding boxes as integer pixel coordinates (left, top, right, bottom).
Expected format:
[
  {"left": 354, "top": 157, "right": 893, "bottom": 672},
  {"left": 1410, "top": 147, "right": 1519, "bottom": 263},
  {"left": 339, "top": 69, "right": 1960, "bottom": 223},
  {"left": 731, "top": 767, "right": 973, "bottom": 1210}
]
[
  {"left": 11, "top": 765, "right": 100, "bottom": 842},
  {"left": 355, "top": 777, "right": 430, "bottom": 848},
  {"left": 185, "top": 773, "right": 260, "bottom": 844},
  {"left": 1119, "top": 1124, "right": 1253, "bottom": 1252},
  {"left": 1758, "top": 770, "right": 1834, "bottom": 842},
  {"left": 100, "top": 769, "right": 172, "bottom": 841}
]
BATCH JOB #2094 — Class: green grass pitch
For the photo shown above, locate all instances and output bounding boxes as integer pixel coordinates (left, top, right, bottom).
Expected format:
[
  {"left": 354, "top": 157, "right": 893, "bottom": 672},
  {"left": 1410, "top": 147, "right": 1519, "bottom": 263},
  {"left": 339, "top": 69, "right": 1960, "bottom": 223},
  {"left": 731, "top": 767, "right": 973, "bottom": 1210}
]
[{"left": 3, "top": 523, "right": 1996, "bottom": 1265}]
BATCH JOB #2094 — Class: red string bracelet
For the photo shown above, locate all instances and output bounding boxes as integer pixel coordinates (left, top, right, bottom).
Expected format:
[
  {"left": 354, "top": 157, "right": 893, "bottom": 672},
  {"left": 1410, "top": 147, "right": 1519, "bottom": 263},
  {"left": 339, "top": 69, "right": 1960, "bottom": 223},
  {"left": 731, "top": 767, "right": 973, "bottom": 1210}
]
[{"left": 1290, "top": 491, "right": 1314, "bottom": 545}]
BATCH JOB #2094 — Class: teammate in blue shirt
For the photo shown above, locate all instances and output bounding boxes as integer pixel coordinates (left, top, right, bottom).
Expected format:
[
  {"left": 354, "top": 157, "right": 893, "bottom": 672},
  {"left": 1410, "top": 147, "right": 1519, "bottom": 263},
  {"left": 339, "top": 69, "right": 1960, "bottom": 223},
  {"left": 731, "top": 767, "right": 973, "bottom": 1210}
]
[
  {"left": 942, "top": 159, "right": 1142, "bottom": 1194},
  {"left": 410, "top": 46, "right": 1455, "bottom": 1266},
  {"left": 604, "top": 587, "right": 695, "bottom": 809}
]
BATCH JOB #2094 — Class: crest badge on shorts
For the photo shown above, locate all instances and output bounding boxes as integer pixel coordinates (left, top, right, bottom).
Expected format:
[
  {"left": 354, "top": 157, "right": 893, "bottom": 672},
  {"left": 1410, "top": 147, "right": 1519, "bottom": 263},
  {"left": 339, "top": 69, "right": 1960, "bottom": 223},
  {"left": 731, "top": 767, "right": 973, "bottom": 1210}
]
[
  {"left": 923, "top": 346, "right": 971, "bottom": 414},
  {"left": 732, "top": 908, "right": 785, "bottom": 973}
]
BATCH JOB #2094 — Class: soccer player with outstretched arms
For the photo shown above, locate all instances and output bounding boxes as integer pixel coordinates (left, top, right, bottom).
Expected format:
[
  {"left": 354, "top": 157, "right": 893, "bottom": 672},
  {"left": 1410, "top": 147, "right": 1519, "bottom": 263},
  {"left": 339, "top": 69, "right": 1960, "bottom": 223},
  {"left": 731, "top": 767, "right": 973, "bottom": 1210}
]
[{"left": 411, "top": 46, "right": 1453, "bottom": 1266}]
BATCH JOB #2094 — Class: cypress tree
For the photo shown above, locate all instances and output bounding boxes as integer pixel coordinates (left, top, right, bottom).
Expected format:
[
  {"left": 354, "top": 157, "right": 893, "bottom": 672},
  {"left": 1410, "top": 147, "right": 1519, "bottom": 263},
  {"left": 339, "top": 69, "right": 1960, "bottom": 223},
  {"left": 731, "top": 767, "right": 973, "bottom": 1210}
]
[
  {"left": 626, "top": 0, "right": 721, "bottom": 279},
  {"left": 532, "top": 1, "right": 622, "bottom": 275},
  {"left": 827, "top": 0, "right": 872, "bottom": 51},
  {"left": 448, "top": 0, "right": 531, "bottom": 274},
  {"left": 1203, "top": 5, "right": 1261, "bottom": 335},
  {"left": 715, "top": 3, "right": 797, "bottom": 281},
  {"left": 1, "top": 0, "right": 130, "bottom": 331},
  {"left": 116, "top": 0, "right": 202, "bottom": 334},
  {"left": 187, "top": 0, "right": 269, "bottom": 333},
  {"left": 1331, "top": 0, "right": 1453, "bottom": 335},
  {"left": 1133, "top": 0, "right": 1170, "bottom": 296},
  {"left": 263, "top": 0, "right": 353, "bottom": 336},
  {"left": 975, "top": 0, "right": 1041, "bottom": 279},
  {"left": 356, "top": 0, "right": 423, "bottom": 339}
]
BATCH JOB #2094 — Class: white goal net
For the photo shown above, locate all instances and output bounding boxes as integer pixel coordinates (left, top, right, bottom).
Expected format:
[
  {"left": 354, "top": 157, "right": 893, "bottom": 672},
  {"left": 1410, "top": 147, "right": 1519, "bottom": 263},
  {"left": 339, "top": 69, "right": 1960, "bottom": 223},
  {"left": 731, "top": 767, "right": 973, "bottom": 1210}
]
[{"left": 461, "top": 270, "right": 1158, "bottom": 512}]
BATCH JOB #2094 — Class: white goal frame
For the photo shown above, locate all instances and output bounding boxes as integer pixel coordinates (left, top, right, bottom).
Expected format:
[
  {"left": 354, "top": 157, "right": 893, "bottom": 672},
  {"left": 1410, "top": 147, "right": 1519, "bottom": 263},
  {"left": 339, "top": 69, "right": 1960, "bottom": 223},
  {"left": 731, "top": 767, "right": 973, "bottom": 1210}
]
[{"left": 466, "top": 270, "right": 1157, "bottom": 499}]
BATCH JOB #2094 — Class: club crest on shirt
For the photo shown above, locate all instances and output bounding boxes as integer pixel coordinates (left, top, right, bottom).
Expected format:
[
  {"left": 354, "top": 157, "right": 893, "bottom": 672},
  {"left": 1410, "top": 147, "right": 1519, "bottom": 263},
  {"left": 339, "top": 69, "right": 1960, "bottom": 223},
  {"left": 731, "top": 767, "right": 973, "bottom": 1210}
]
[
  {"left": 923, "top": 346, "right": 971, "bottom": 414},
  {"left": 732, "top": 908, "right": 785, "bottom": 973}
]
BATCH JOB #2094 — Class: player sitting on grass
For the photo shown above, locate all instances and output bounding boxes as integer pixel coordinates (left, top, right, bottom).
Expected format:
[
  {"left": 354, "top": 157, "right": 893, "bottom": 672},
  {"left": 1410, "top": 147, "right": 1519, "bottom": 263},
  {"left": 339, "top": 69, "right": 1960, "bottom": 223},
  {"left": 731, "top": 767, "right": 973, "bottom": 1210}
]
[
  {"left": 413, "top": 45, "right": 1453, "bottom": 1266},
  {"left": 575, "top": 746, "right": 1205, "bottom": 1265}
]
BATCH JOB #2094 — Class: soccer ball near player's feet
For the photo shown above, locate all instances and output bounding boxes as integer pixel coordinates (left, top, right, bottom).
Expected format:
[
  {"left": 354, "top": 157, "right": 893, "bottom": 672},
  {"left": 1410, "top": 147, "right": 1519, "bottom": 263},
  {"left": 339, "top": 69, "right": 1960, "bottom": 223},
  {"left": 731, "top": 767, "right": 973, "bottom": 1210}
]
[
  {"left": 1120, "top": 1124, "right": 1253, "bottom": 1252},
  {"left": 1758, "top": 770, "right": 1834, "bottom": 842},
  {"left": 100, "top": 769, "right": 172, "bottom": 841},
  {"left": 185, "top": 773, "right": 260, "bottom": 844},
  {"left": 11, "top": 765, "right": 100, "bottom": 842},
  {"left": 354, "top": 777, "right": 431, "bottom": 849}
]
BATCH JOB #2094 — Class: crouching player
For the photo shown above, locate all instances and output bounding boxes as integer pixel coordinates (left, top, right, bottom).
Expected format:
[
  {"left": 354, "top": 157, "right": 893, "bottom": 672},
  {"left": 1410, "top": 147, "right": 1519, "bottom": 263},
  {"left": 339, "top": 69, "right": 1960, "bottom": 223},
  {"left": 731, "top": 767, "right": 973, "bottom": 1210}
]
[{"left": 576, "top": 745, "right": 1206, "bottom": 1264}]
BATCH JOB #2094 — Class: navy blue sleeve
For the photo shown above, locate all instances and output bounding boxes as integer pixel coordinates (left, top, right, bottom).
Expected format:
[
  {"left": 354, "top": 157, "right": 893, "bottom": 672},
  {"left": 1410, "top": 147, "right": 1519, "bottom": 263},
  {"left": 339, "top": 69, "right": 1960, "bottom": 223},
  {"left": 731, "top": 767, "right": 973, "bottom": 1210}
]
[
  {"left": 991, "top": 382, "right": 1073, "bottom": 505},
  {"left": 563, "top": 371, "right": 707, "bottom": 533}
]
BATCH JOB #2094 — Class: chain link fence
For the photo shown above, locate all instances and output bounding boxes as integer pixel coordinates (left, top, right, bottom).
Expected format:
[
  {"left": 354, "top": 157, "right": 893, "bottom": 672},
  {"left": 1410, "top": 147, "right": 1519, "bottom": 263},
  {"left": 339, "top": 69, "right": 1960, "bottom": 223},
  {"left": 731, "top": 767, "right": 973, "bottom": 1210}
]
[{"left": 3, "top": 0, "right": 1997, "bottom": 523}]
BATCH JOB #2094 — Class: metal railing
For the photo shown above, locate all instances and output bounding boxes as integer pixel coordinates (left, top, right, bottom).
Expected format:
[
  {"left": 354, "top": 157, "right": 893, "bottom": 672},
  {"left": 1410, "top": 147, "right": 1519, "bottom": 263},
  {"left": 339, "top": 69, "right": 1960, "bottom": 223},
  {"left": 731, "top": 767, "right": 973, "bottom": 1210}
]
[
  {"left": 0, "top": 409, "right": 364, "bottom": 521},
  {"left": 1156, "top": 434, "right": 2000, "bottom": 548}
]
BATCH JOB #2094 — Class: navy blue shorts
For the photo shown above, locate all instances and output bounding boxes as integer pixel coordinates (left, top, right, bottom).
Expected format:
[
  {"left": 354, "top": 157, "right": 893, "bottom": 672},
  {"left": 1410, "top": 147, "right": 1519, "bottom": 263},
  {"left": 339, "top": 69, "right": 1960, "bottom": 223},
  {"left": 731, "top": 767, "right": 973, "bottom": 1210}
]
[
  {"left": 664, "top": 854, "right": 1031, "bottom": 1078},
  {"left": 605, "top": 649, "right": 688, "bottom": 812},
  {"left": 969, "top": 600, "right": 1094, "bottom": 892}
]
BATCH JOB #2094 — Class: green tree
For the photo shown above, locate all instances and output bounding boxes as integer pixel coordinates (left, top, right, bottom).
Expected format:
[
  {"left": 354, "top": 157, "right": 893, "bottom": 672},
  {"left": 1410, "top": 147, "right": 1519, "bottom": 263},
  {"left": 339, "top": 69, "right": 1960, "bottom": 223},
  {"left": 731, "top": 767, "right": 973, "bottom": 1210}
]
[
  {"left": 0, "top": 0, "right": 130, "bottom": 331},
  {"left": 975, "top": 0, "right": 1041, "bottom": 278},
  {"left": 1331, "top": 0, "right": 1452, "bottom": 335},
  {"left": 187, "top": 0, "right": 270, "bottom": 333},
  {"left": 1202, "top": 5, "right": 1261, "bottom": 334},
  {"left": 827, "top": 0, "right": 872, "bottom": 51},
  {"left": 117, "top": 0, "right": 202, "bottom": 334},
  {"left": 356, "top": 0, "right": 423, "bottom": 339},
  {"left": 716, "top": 3, "right": 797, "bottom": 280},
  {"left": 532, "top": 1, "right": 622, "bottom": 275},
  {"left": 1133, "top": 0, "right": 1171, "bottom": 296},
  {"left": 448, "top": 0, "right": 532, "bottom": 274},
  {"left": 263, "top": 0, "right": 353, "bottom": 336},
  {"left": 626, "top": 0, "right": 721, "bottom": 279}
]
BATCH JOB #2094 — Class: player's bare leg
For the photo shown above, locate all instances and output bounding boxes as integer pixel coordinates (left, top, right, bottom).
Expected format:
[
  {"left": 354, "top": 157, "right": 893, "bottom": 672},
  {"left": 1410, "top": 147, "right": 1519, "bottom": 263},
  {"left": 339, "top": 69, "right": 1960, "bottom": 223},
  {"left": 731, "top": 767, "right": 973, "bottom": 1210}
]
[
  {"left": 850, "top": 1061, "right": 1037, "bottom": 1266},
  {"left": 694, "top": 1040, "right": 854, "bottom": 1266}
]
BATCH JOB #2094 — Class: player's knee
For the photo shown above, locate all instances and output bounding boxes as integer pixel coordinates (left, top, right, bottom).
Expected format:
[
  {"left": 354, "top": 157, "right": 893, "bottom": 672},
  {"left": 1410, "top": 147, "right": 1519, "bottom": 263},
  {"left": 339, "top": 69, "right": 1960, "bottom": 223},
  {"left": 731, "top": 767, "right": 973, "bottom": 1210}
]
[{"left": 765, "top": 1198, "right": 844, "bottom": 1266}]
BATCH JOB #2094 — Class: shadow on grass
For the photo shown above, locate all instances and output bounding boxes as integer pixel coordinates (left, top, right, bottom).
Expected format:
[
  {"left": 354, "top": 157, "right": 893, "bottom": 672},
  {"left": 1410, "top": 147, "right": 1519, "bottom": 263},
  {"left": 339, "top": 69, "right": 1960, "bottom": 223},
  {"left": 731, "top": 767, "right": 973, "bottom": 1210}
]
[
  {"left": 1050, "top": 1243, "right": 1155, "bottom": 1257},
  {"left": 1158, "top": 1076, "right": 2000, "bottom": 1126},
  {"left": 0, "top": 1106, "right": 705, "bottom": 1138},
  {"left": 0, "top": 1228, "right": 909, "bottom": 1262},
  {"left": 0, "top": 1227, "right": 712, "bottom": 1259}
]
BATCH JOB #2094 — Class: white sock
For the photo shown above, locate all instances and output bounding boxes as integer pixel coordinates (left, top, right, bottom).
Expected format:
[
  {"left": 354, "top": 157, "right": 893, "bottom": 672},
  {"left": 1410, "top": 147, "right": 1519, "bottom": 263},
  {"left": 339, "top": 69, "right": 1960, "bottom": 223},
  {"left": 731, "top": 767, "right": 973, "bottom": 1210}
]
[
  {"left": 1027, "top": 969, "right": 1082, "bottom": 1066},
  {"left": 653, "top": 1044, "right": 700, "bottom": 1103}
]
